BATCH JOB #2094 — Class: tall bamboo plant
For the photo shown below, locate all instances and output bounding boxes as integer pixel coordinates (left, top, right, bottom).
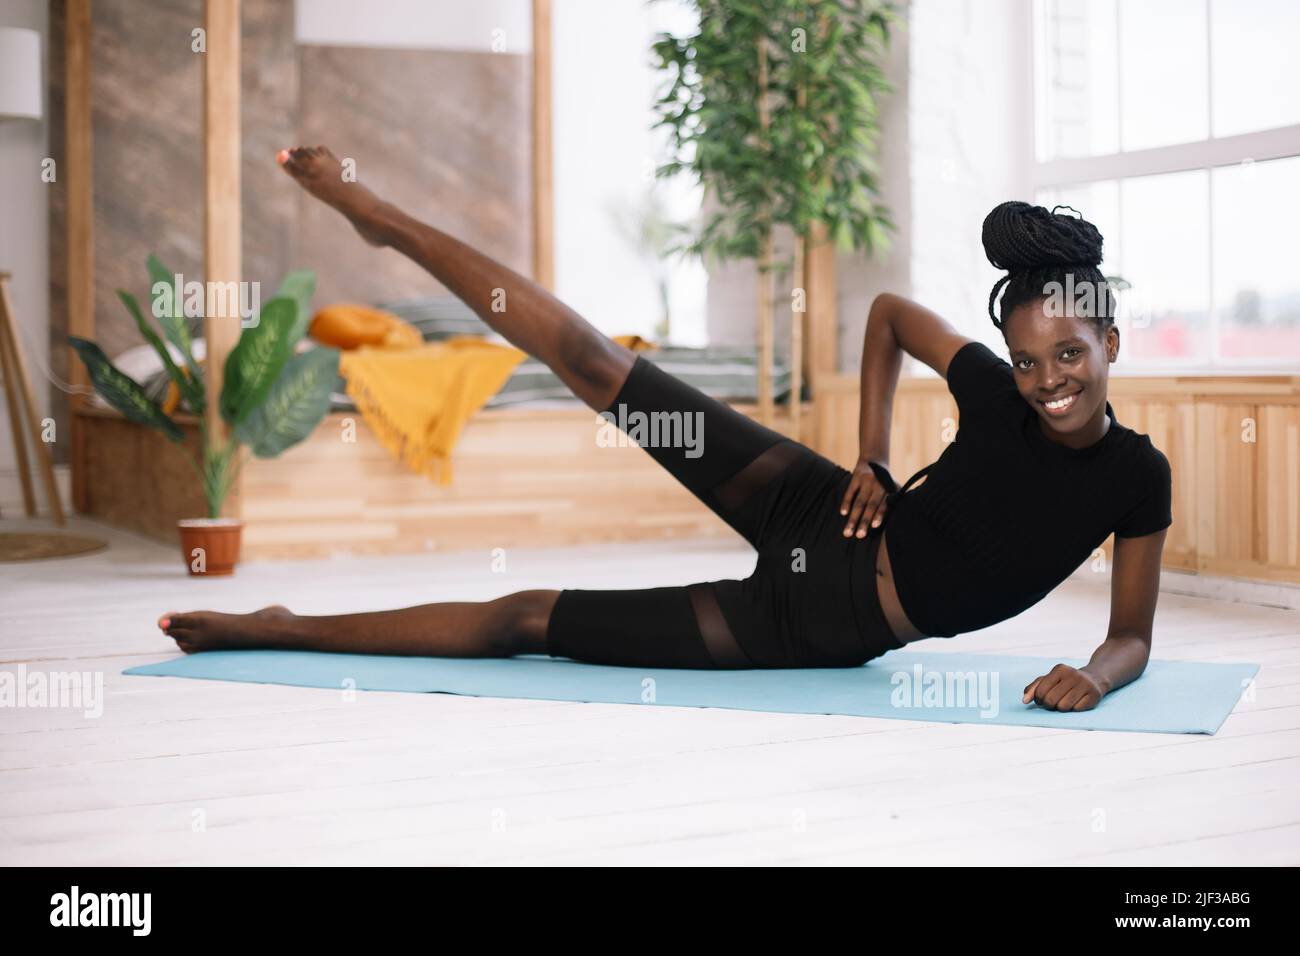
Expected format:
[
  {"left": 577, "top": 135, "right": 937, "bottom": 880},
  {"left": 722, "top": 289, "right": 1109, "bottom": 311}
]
[
  {"left": 652, "top": 0, "right": 899, "bottom": 423},
  {"left": 69, "top": 256, "right": 339, "bottom": 518}
]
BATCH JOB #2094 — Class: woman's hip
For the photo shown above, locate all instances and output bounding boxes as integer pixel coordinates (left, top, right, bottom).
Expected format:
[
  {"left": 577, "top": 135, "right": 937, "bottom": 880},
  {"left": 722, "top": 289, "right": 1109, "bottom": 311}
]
[{"left": 713, "top": 535, "right": 902, "bottom": 667}]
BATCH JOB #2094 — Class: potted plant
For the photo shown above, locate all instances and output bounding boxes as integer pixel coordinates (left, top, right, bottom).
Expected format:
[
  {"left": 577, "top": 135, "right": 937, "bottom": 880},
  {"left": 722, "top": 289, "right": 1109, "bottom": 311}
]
[
  {"left": 652, "top": 0, "right": 900, "bottom": 425},
  {"left": 69, "top": 255, "right": 339, "bottom": 576}
]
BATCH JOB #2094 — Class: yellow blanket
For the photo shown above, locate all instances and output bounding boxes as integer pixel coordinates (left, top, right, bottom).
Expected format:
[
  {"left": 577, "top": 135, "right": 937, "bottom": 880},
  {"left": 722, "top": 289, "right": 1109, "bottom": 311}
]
[{"left": 338, "top": 333, "right": 654, "bottom": 485}]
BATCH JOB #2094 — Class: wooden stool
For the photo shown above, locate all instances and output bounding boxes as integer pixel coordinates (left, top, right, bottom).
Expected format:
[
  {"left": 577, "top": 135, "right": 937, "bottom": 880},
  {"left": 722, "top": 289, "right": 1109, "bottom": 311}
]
[{"left": 0, "top": 271, "right": 65, "bottom": 525}]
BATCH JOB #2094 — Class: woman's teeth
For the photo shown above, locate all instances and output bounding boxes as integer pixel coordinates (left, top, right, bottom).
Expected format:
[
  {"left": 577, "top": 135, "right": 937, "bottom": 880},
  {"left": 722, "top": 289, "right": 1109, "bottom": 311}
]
[{"left": 1043, "top": 391, "right": 1079, "bottom": 412}]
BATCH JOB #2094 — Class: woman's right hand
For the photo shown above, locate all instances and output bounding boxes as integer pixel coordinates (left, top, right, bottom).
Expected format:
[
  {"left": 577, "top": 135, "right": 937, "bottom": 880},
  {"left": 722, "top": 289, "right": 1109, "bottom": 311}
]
[{"left": 840, "top": 458, "right": 894, "bottom": 538}]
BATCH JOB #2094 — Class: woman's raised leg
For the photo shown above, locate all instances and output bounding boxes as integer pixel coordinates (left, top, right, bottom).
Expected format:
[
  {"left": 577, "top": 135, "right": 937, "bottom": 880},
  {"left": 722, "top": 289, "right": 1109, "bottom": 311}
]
[
  {"left": 276, "top": 142, "right": 815, "bottom": 551},
  {"left": 155, "top": 146, "right": 830, "bottom": 671},
  {"left": 277, "top": 145, "right": 635, "bottom": 410}
]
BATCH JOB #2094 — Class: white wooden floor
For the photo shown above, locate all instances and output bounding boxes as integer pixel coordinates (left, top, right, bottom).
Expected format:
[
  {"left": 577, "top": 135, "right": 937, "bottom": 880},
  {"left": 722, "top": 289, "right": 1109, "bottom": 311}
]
[{"left": 2, "top": 515, "right": 1298, "bottom": 866}]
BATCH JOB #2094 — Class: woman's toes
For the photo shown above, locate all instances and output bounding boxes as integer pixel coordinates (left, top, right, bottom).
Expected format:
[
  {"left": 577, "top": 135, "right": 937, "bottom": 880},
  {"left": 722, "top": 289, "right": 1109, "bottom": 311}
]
[{"left": 168, "top": 612, "right": 200, "bottom": 633}]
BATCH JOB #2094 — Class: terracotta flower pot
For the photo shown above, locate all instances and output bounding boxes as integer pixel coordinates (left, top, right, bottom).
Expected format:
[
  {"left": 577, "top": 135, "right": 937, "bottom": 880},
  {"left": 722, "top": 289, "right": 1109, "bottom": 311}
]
[{"left": 177, "top": 518, "right": 243, "bottom": 576}]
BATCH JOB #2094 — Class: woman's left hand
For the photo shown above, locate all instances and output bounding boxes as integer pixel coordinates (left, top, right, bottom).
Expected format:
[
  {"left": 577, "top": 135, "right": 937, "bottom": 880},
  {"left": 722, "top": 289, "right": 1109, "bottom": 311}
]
[
  {"left": 1022, "top": 664, "right": 1107, "bottom": 712},
  {"left": 839, "top": 458, "right": 892, "bottom": 538}
]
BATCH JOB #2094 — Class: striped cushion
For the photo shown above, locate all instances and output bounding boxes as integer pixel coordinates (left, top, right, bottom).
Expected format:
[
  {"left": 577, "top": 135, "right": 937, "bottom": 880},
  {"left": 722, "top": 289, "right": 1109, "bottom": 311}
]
[
  {"left": 330, "top": 296, "right": 795, "bottom": 409},
  {"left": 375, "top": 296, "right": 493, "bottom": 340},
  {"left": 140, "top": 365, "right": 175, "bottom": 407},
  {"left": 327, "top": 347, "right": 793, "bottom": 411}
]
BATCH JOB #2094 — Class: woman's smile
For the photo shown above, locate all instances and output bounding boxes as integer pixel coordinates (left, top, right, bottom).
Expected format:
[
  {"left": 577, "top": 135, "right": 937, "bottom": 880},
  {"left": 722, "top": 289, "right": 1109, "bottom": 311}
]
[{"left": 1039, "top": 387, "right": 1083, "bottom": 416}]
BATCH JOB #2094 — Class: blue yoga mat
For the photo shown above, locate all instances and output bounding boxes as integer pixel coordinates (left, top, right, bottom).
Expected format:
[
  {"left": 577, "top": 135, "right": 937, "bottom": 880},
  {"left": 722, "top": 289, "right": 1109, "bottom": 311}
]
[{"left": 124, "top": 649, "right": 1256, "bottom": 735}]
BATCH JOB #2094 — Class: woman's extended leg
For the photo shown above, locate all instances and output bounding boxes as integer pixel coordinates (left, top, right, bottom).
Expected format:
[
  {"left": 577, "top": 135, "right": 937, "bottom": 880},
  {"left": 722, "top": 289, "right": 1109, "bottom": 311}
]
[
  {"left": 157, "top": 591, "right": 559, "bottom": 657},
  {"left": 277, "top": 144, "right": 635, "bottom": 411},
  {"left": 277, "top": 143, "right": 820, "bottom": 547},
  {"left": 158, "top": 145, "right": 846, "bottom": 669}
]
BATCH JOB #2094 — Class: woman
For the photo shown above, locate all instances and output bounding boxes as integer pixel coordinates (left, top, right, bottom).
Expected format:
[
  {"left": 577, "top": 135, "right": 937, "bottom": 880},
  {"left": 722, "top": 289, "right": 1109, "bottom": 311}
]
[{"left": 158, "top": 147, "right": 1172, "bottom": 713}]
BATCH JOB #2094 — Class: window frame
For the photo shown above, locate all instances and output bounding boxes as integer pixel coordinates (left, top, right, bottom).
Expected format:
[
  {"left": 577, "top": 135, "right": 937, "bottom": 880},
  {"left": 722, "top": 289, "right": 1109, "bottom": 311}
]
[{"left": 1029, "top": 0, "right": 1300, "bottom": 374}]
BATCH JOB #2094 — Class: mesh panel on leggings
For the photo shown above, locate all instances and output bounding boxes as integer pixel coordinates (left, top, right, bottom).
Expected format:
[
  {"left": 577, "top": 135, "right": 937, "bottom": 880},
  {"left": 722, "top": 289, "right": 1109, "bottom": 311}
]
[
  {"left": 681, "top": 442, "right": 809, "bottom": 667},
  {"left": 686, "top": 582, "right": 753, "bottom": 668},
  {"left": 711, "top": 440, "right": 806, "bottom": 513}
]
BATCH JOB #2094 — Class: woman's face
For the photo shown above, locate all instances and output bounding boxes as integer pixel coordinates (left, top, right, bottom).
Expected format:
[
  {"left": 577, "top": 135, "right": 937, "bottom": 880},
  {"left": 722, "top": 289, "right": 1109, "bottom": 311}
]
[{"left": 1003, "top": 298, "right": 1118, "bottom": 435}]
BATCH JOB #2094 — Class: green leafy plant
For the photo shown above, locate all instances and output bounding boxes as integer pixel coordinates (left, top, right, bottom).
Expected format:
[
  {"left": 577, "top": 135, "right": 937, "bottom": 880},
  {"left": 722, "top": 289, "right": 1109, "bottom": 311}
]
[
  {"left": 69, "top": 255, "right": 339, "bottom": 518},
  {"left": 652, "top": 0, "right": 899, "bottom": 265},
  {"left": 651, "top": 0, "right": 899, "bottom": 417}
]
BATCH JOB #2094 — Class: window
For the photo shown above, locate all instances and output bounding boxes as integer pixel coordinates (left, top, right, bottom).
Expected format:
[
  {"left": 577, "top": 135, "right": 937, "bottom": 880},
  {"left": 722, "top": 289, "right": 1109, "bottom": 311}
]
[{"left": 1032, "top": 0, "right": 1300, "bottom": 369}]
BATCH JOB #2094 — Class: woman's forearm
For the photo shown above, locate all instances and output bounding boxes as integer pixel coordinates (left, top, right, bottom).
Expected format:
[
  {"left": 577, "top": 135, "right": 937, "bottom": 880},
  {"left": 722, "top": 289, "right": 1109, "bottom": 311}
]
[{"left": 858, "top": 295, "right": 905, "bottom": 464}]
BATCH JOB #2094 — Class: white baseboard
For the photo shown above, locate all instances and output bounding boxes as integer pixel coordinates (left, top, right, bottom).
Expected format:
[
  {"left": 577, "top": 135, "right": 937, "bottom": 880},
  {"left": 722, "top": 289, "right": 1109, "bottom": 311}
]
[
  {"left": 1151, "top": 568, "right": 1300, "bottom": 612},
  {"left": 1070, "top": 552, "right": 1300, "bottom": 611}
]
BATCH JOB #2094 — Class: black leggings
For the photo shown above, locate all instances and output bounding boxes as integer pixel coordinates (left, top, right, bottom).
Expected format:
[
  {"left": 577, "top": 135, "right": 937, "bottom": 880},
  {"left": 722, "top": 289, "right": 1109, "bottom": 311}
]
[{"left": 544, "top": 354, "right": 904, "bottom": 669}]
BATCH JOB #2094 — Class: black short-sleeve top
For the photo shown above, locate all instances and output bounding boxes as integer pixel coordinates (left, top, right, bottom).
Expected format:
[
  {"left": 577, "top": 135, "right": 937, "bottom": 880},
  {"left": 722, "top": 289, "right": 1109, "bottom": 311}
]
[{"left": 883, "top": 340, "right": 1173, "bottom": 638}]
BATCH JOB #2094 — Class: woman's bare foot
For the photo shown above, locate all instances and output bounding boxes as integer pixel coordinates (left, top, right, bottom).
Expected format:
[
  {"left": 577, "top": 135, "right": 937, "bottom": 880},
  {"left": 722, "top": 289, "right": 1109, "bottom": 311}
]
[
  {"left": 276, "top": 145, "right": 392, "bottom": 247},
  {"left": 157, "top": 604, "right": 299, "bottom": 654}
]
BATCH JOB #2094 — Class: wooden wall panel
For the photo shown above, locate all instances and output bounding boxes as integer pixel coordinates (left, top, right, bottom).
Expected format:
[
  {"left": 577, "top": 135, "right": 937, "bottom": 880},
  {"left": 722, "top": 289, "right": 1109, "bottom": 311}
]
[
  {"left": 1259, "top": 404, "right": 1300, "bottom": 572},
  {"left": 1109, "top": 395, "right": 1196, "bottom": 571},
  {"left": 75, "top": 401, "right": 811, "bottom": 561},
  {"left": 234, "top": 403, "right": 812, "bottom": 560},
  {"left": 812, "top": 377, "right": 859, "bottom": 470},
  {"left": 1194, "top": 403, "right": 1253, "bottom": 574}
]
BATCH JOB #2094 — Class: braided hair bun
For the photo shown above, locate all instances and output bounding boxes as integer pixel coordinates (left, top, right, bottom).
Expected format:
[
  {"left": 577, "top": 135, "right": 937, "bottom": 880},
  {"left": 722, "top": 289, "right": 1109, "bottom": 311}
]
[{"left": 981, "top": 201, "right": 1112, "bottom": 331}]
